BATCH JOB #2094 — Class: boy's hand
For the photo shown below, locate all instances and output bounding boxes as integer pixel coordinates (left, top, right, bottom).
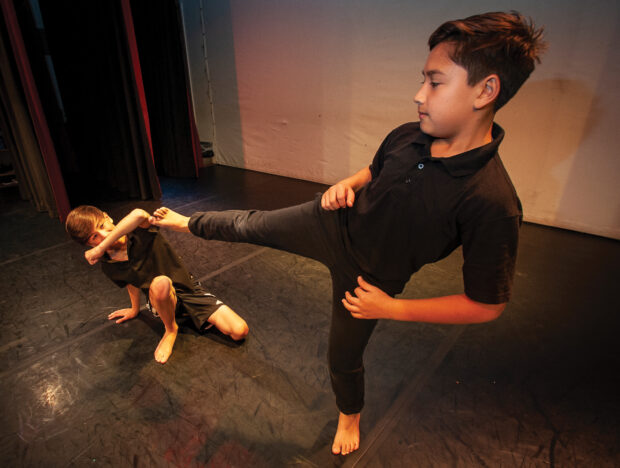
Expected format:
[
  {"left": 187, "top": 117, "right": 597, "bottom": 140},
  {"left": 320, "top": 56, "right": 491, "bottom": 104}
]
[
  {"left": 321, "top": 183, "right": 356, "bottom": 210},
  {"left": 343, "top": 276, "right": 395, "bottom": 320},
  {"left": 108, "top": 308, "right": 139, "bottom": 324},
  {"left": 85, "top": 246, "right": 104, "bottom": 265},
  {"left": 149, "top": 207, "right": 191, "bottom": 232}
]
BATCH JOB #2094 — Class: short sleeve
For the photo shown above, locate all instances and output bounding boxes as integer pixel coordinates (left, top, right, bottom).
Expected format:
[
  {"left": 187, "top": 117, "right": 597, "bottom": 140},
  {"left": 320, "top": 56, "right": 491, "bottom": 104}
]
[
  {"left": 131, "top": 225, "right": 159, "bottom": 241},
  {"left": 368, "top": 126, "right": 403, "bottom": 179},
  {"left": 368, "top": 137, "right": 388, "bottom": 179},
  {"left": 461, "top": 215, "right": 521, "bottom": 304},
  {"left": 126, "top": 226, "right": 158, "bottom": 262},
  {"left": 100, "top": 262, "right": 128, "bottom": 289}
]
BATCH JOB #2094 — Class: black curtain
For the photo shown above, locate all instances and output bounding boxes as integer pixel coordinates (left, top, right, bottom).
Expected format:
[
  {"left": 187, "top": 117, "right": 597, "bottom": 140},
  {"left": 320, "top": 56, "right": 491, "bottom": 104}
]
[
  {"left": 130, "top": 0, "right": 200, "bottom": 178},
  {"left": 0, "top": 11, "right": 57, "bottom": 215},
  {"left": 1, "top": 0, "right": 199, "bottom": 209},
  {"left": 34, "top": 0, "right": 161, "bottom": 205}
]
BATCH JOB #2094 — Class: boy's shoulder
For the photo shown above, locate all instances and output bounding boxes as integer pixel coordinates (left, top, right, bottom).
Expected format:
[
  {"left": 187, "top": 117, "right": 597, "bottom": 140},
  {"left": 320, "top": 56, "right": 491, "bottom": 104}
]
[
  {"left": 107, "top": 225, "right": 162, "bottom": 263},
  {"left": 130, "top": 224, "right": 163, "bottom": 247},
  {"left": 461, "top": 155, "right": 521, "bottom": 223},
  {"left": 132, "top": 224, "right": 160, "bottom": 236}
]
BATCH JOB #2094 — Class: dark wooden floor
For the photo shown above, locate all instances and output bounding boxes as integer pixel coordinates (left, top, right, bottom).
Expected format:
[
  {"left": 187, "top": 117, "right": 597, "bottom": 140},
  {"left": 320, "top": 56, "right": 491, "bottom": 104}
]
[{"left": 1, "top": 166, "right": 618, "bottom": 467}]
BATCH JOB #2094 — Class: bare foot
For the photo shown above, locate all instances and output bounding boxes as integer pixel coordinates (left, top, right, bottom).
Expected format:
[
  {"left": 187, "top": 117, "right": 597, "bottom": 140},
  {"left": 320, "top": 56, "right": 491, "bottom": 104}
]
[
  {"left": 149, "top": 207, "right": 190, "bottom": 232},
  {"left": 332, "top": 412, "right": 361, "bottom": 455},
  {"left": 154, "top": 328, "right": 178, "bottom": 364}
]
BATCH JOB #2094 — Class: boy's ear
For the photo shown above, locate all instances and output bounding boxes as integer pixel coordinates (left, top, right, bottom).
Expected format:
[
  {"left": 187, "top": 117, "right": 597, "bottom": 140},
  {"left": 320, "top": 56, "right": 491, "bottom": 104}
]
[{"left": 474, "top": 74, "right": 500, "bottom": 110}]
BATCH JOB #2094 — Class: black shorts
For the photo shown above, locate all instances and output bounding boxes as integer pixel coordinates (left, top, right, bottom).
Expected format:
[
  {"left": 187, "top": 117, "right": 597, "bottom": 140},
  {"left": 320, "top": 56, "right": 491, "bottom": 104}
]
[{"left": 146, "top": 276, "right": 223, "bottom": 331}]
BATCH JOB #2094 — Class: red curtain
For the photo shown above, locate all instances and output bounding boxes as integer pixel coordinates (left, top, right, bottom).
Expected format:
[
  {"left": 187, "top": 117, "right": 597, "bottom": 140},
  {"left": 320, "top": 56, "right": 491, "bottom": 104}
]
[{"left": 0, "top": 0, "right": 70, "bottom": 220}]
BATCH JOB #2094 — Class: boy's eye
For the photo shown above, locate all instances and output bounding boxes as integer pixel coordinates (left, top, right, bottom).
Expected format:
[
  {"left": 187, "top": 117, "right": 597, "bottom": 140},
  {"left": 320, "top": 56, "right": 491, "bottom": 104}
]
[{"left": 420, "top": 79, "right": 440, "bottom": 88}]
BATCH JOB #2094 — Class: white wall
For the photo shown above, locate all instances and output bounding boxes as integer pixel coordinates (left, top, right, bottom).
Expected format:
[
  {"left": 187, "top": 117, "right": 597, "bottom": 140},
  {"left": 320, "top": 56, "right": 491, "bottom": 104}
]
[
  {"left": 178, "top": 0, "right": 214, "bottom": 143},
  {"left": 181, "top": 0, "right": 620, "bottom": 240}
]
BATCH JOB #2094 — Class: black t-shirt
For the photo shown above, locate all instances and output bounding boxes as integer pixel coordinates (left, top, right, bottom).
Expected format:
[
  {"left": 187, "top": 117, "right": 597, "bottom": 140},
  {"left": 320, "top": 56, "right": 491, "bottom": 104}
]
[
  {"left": 101, "top": 226, "right": 195, "bottom": 296},
  {"left": 344, "top": 122, "right": 522, "bottom": 304}
]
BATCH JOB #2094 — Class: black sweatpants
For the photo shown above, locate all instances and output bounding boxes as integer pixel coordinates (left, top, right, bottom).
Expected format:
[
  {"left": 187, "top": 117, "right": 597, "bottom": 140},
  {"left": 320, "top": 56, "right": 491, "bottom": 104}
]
[{"left": 188, "top": 195, "right": 406, "bottom": 414}]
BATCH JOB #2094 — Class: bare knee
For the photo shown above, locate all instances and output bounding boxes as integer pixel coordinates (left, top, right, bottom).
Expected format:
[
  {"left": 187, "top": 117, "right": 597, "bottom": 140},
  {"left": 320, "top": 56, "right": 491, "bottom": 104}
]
[
  {"left": 230, "top": 320, "right": 249, "bottom": 341},
  {"left": 149, "top": 276, "right": 172, "bottom": 303}
]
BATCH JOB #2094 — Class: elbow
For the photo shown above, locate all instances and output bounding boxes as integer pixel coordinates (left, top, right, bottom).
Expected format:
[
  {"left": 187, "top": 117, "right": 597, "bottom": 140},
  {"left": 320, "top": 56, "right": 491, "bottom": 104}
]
[
  {"left": 131, "top": 209, "right": 150, "bottom": 224},
  {"left": 131, "top": 208, "right": 149, "bottom": 219}
]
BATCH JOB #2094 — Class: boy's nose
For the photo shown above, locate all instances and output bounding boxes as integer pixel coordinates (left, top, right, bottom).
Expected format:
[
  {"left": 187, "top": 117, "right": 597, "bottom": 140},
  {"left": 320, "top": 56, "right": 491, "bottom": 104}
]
[{"left": 414, "top": 86, "right": 425, "bottom": 105}]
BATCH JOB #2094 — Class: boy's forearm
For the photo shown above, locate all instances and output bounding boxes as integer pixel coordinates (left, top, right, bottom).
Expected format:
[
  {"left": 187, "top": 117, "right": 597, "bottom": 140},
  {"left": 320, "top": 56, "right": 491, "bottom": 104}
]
[
  {"left": 344, "top": 278, "right": 505, "bottom": 323},
  {"left": 127, "top": 284, "right": 141, "bottom": 312},
  {"left": 339, "top": 167, "right": 372, "bottom": 191},
  {"left": 98, "top": 209, "right": 149, "bottom": 251},
  {"left": 390, "top": 294, "right": 505, "bottom": 324}
]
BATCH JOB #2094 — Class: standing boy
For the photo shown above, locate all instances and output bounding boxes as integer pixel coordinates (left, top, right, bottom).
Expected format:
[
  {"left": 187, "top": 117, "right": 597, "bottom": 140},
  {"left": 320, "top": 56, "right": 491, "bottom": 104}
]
[
  {"left": 65, "top": 206, "right": 249, "bottom": 364},
  {"left": 151, "top": 11, "right": 545, "bottom": 455}
]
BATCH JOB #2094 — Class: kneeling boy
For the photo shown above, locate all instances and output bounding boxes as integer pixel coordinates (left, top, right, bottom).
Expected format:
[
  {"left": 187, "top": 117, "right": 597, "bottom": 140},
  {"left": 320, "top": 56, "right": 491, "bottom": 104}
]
[{"left": 66, "top": 206, "right": 249, "bottom": 363}]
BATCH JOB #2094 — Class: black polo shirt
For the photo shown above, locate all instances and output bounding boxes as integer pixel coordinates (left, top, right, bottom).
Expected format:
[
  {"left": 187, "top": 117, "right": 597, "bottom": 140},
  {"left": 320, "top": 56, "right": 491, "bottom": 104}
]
[{"left": 344, "top": 122, "right": 521, "bottom": 304}]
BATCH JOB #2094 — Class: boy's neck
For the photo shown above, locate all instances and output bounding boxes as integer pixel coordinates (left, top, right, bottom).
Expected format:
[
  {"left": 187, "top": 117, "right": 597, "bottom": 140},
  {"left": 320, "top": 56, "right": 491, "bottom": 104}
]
[
  {"left": 105, "top": 236, "right": 128, "bottom": 261},
  {"left": 107, "top": 245, "right": 128, "bottom": 262},
  {"left": 430, "top": 119, "right": 494, "bottom": 158}
]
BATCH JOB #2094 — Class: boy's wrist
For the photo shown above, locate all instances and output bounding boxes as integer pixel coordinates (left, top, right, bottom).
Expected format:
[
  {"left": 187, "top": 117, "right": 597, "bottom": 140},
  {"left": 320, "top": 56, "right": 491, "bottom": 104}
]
[
  {"left": 387, "top": 297, "right": 405, "bottom": 321},
  {"left": 93, "top": 245, "right": 107, "bottom": 259}
]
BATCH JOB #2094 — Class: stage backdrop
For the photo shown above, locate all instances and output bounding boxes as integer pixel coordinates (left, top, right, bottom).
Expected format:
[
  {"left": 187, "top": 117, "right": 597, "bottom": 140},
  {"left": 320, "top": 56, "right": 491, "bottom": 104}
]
[{"left": 180, "top": 0, "right": 620, "bottom": 240}]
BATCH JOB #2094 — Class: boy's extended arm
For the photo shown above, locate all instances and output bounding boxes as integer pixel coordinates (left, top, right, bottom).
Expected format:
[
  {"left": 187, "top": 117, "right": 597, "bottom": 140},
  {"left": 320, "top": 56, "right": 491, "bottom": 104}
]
[
  {"left": 108, "top": 284, "right": 141, "bottom": 323},
  {"left": 85, "top": 209, "right": 151, "bottom": 265},
  {"left": 321, "top": 166, "right": 372, "bottom": 210},
  {"left": 342, "top": 276, "right": 505, "bottom": 324}
]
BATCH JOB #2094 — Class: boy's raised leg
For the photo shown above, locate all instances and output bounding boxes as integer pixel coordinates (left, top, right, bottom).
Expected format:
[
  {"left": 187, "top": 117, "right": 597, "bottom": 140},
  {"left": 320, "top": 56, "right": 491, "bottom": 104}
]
[
  {"left": 150, "top": 207, "right": 190, "bottom": 232},
  {"left": 149, "top": 276, "right": 179, "bottom": 363}
]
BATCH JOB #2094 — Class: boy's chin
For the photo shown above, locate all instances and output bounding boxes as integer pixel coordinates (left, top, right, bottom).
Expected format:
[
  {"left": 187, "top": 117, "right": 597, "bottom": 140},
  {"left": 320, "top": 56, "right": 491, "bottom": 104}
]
[
  {"left": 419, "top": 121, "right": 448, "bottom": 139},
  {"left": 110, "top": 237, "right": 127, "bottom": 250},
  {"left": 419, "top": 122, "right": 437, "bottom": 137},
  {"left": 418, "top": 118, "right": 434, "bottom": 134}
]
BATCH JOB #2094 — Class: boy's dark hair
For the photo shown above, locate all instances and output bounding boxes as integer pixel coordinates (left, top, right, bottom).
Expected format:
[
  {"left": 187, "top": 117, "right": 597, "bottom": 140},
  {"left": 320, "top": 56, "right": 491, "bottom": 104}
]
[
  {"left": 65, "top": 205, "right": 106, "bottom": 245},
  {"left": 429, "top": 11, "right": 546, "bottom": 110}
]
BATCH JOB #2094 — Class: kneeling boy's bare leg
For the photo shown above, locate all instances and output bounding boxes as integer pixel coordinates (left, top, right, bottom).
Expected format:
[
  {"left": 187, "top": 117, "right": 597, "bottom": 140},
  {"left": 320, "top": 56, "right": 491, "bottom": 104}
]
[
  {"left": 150, "top": 207, "right": 190, "bottom": 232},
  {"left": 208, "top": 304, "right": 249, "bottom": 341},
  {"left": 149, "top": 276, "right": 179, "bottom": 363}
]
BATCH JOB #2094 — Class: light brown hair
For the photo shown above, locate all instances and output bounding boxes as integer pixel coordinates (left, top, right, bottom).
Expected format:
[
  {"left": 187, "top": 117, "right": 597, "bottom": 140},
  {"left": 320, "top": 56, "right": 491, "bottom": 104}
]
[{"left": 65, "top": 205, "right": 106, "bottom": 245}]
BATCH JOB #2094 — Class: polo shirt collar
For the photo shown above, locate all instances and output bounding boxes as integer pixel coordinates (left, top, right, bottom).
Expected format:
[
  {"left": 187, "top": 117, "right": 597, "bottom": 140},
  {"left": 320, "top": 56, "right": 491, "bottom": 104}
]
[{"left": 415, "top": 123, "right": 505, "bottom": 177}]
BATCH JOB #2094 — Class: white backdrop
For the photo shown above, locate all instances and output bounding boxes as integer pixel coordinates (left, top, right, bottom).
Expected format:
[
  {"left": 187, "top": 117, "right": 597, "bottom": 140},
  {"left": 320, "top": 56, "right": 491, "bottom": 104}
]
[{"left": 180, "top": 0, "right": 620, "bottom": 239}]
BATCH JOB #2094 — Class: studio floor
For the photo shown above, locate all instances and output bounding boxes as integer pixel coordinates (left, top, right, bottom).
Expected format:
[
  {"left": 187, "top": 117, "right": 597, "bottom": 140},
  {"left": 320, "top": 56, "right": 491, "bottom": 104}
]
[{"left": 1, "top": 166, "right": 618, "bottom": 467}]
